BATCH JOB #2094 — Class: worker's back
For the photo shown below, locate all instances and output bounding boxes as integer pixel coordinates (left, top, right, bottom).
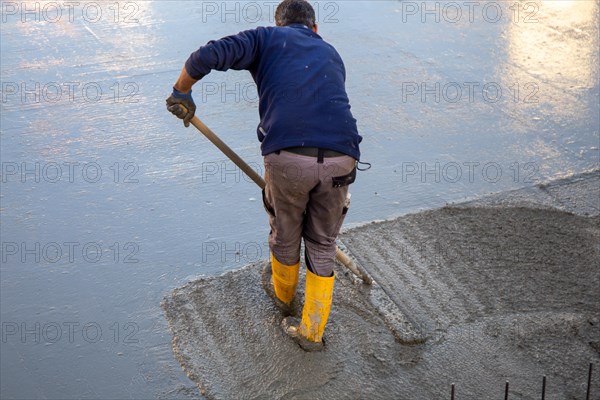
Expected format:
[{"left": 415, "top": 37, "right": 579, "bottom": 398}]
[{"left": 185, "top": 24, "right": 362, "bottom": 158}]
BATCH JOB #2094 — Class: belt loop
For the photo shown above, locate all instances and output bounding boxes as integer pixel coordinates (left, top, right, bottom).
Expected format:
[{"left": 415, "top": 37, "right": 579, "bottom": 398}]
[{"left": 317, "top": 148, "right": 324, "bottom": 164}]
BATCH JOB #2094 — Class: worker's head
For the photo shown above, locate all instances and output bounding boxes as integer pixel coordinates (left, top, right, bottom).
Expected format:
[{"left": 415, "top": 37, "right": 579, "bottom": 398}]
[{"left": 275, "top": 0, "right": 318, "bottom": 32}]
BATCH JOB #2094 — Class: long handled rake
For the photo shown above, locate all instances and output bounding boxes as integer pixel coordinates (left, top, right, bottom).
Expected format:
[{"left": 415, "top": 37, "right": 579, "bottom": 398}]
[{"left": 187, "top": 115, "right": 372, "bottom": 284}]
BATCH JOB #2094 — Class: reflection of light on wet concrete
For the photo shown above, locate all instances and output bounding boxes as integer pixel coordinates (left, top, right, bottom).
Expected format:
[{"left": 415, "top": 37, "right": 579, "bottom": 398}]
[
  {"left": 16, "top": 1, "right": 158, "bottom": 72},
  {"left": 494, "top": 0, "right": 599, "bottom": 181},
  {"left": 7, "top": 1, "right": 161, "bottom": 158},
  {"left": 541, "top": 0, "right": 577, "bottom": 11},
  {"left": 505, "top": 0, "right": 597, "bottom": 89}
]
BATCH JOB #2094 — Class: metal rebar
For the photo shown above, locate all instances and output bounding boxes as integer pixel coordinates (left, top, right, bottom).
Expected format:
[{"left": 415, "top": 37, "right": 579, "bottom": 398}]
[
  {"left": 541, "top": 375, "right": 546, "bottom": 400},
  {"left": 504, "top": 381, "right": 509, "bottom": 400},
  {"left": 586, "top": 363, "right": 593, "bottom": 400},
  {"left": 450, "top": 383, "right": 455, "bottom": 400}
]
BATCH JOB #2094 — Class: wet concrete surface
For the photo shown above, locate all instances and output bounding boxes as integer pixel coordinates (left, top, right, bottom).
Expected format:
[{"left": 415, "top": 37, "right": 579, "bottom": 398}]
[
  {"left": 163, "top": 171, "right": 600, "bottom": 399},
  {"left": 1, "top": 1, "right": 599, "bottom": 398}
]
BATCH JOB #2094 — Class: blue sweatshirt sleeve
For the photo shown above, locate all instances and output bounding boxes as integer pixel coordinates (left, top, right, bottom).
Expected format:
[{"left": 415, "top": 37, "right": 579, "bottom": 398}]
[{"left": 184, "top": 28, "right": 261, "bottom": 80}]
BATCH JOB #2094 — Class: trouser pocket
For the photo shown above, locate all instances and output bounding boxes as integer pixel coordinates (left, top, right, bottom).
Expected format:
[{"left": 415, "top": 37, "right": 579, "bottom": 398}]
[
  {"left": 262, "top": 188, "right": 275, "bottom": 217},
  {"left": 332, "top": 192, "right": 351, "bottom": 236}
]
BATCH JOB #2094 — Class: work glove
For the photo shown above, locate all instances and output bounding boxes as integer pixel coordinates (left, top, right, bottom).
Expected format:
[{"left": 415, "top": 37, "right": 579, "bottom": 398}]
[{"left": 166, "top": 88, "right": 196, "bottom": 127}]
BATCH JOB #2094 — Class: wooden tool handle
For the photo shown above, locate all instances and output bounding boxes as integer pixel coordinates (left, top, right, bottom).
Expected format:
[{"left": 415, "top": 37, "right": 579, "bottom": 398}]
[{"left": 183, "top": 112, "right": 372, "bottom": 284}]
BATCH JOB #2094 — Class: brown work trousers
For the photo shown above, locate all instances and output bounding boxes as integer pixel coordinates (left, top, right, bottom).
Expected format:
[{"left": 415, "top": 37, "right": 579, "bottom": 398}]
[{"left": 262, "top": 150, "right": 356, "bottom": 277}]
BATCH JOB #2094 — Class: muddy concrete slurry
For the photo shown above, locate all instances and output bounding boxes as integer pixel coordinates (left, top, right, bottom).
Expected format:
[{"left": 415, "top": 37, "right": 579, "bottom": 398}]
[
  {"left": 2, "top": 1, "right": 598, "bottom": 397},
  {"left": 163, "top": 171, "right": 599, "bottom": 399}
]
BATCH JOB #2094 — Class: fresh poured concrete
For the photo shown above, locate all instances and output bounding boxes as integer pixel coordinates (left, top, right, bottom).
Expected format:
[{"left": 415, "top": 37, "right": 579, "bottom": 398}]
[
  {"left": 163, "top": 171, "right": 600, "bottom": 399},
  {"left": 2, "top": 2, "right": 598, "bottom": 397}
]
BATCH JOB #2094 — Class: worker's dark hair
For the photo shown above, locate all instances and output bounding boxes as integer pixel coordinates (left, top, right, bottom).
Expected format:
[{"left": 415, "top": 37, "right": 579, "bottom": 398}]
[{"left": 275, "top": 0, "right": 316, "bottom": 28}]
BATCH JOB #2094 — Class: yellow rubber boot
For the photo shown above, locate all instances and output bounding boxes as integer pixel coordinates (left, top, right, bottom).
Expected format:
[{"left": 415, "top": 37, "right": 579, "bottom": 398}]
[
  {"left": 298, "top": 269, "right": 334, "bottom": 343},
  {"left": 281, "top": 269, "right": 334, "bottom": 351},
  {"left": 271, "top": 253, "right": 300, "bottom": 306}
]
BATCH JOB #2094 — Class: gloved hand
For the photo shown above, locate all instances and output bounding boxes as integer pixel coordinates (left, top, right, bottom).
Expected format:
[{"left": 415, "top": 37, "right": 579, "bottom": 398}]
[{"left": 166, "top": 87, "right": 196, "bottom": 127}]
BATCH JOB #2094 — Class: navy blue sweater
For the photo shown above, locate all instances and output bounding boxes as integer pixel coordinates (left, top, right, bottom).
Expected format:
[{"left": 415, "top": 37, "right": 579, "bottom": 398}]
[{"left": 185, "top": 24, "right": 362, "bottom": 159}]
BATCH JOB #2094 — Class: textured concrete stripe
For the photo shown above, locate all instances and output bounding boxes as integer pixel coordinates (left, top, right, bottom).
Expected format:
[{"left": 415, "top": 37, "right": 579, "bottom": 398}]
[{"left": 342, "top": 233, "right": 439, "bottom": 329}]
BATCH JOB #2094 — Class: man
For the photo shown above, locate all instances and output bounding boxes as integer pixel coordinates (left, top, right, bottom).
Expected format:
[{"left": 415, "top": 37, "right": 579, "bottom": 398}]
[{"left": 167, "top": 0, "right": 362, "bottom": 351}]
